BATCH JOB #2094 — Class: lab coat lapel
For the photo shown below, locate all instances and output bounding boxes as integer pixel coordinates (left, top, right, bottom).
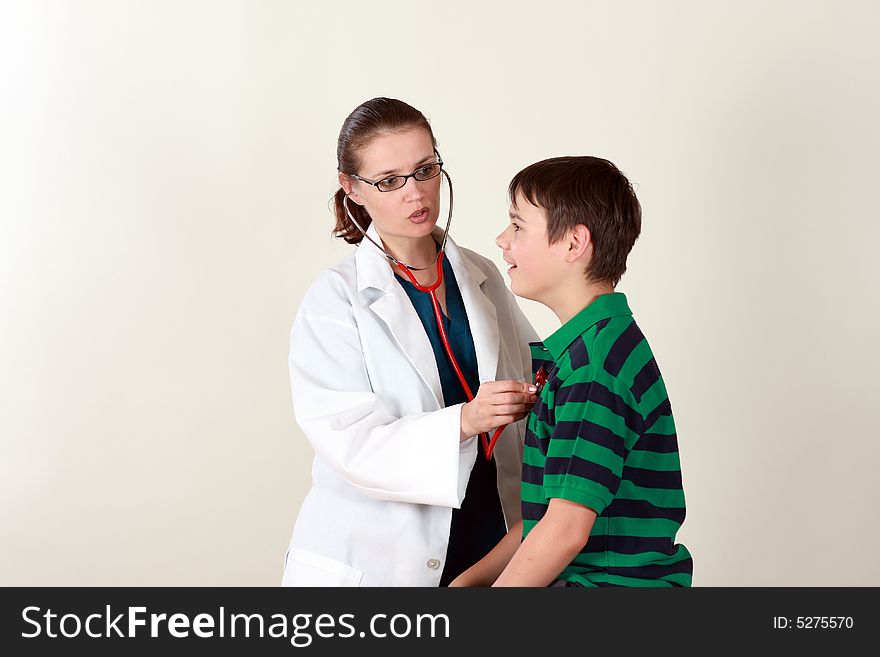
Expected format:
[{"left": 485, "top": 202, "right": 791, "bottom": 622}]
[
  {"left": 356, "top": 225, "right": 444, "bottom": 408},
  {"left": 445, "top": 239, "right": 500, "bottom": 386}
]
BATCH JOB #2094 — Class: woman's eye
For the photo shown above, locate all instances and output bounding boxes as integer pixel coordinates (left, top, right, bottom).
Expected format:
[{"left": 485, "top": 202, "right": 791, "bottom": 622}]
[{"left": 379, "top": 176, "right": 400, "bottom": 188}]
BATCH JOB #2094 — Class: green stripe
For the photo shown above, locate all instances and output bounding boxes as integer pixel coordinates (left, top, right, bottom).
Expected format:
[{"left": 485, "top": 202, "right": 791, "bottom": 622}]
[
  {"left": 554, "top": 402, "right": 639, "bottom": 444},
  {"left": 607, "top": 516, "right": 683, "bottom": 537},
  {"left": 600, "top": 574, "right": 677, "bottom": 587},
  {"left": 522, "top": 445, "right": 546, "bottom": 467},
  {"left": 568, "top": 557, "right": 608, "bottom": 570},
  {"left": 572, "top": 441, "right": 624, "bottom": 473},
  {"left": 545, "top": 439, "right": 623, "bottom": 473},
  {"left": 626, "top": 450, "right": 682, "bottom": 472},
  {"left": 561, "top": 361, "right": 642, "bottom": 414},
  {"left": 661, "top": 572, "right": 692, "bottom": 586},
  {"left": 615, "top": 481, "right": 686, "bottom": 508},
  {"left": 645, "top": 414, "right": 675, "bottom": 435},
  {"left": 616, "top": 338, "right": 654, "bottom": 387},
  {"left": 638, "top": 377, "right": 669, "bottom": 418},
  {"left": 520, "top": 481, "right": 546, "bottom": 503},
  {"left": 543, "top": 474, "right": 613, "bottom": 501},
  {"left": 605, "top": 551, "right": 688, "bottom": 567}
]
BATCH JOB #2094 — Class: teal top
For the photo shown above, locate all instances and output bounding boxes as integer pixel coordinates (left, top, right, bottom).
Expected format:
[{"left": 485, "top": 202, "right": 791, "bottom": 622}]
[{"left": 395, "top": 255, "right": 506, "bottom": 586}]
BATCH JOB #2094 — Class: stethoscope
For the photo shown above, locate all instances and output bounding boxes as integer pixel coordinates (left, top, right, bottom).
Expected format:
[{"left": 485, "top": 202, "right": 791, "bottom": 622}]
[{"left": 343, "top": 168, "right": 507, "bottom": 460}]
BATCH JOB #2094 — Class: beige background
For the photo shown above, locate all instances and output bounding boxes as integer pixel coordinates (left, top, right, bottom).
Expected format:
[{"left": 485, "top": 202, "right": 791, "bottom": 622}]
[{"left": 1, "top": 0, "right": 878, "bottom": 586}]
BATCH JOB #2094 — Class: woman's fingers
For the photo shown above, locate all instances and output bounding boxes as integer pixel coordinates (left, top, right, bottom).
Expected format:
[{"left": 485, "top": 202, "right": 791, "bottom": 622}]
[
  {"left": 480, "top": 380, "right": 537, "bottom": 396},
  {"left": 488, "top": 391, "right": 534, "bottom": 405},
  {"left": 491, "top": 403, "right": 532, "bottom": 416},
  {"left": 463, "top": 380, "right": 539, "bottom": 435}
]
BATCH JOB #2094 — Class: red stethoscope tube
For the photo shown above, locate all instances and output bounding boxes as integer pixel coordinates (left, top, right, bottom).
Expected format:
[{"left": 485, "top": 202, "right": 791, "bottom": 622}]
[{"left": 395, "top": 251, "right": 505, "bottom": 460}]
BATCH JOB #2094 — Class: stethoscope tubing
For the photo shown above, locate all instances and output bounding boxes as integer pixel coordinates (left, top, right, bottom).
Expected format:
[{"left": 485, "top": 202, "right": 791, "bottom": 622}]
[
  {"left": 342, "top": 170, "right": 505, "bottom": 459},
  {"left": 394, "top": 252, "right": 505, "bottom": 460}
]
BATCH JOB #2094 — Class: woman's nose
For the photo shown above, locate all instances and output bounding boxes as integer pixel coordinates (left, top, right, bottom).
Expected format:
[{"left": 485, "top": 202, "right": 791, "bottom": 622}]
[{"left": 402, "top": 176, "right": 427, "bottom": 200}]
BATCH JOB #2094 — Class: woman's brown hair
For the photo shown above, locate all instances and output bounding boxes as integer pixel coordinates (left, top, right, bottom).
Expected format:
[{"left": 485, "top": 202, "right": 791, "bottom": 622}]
[{"left": 333, "top": 98, "right": 437, "bottom": 244}]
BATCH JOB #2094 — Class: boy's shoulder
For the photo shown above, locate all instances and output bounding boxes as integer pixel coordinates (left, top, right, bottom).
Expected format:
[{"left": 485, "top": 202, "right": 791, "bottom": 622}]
[
  {"left": 558, "top": 310, "right": 656, "bottom": 396},
  {"left": 577, "top": 312, "right": 643, "bottom": 370}
]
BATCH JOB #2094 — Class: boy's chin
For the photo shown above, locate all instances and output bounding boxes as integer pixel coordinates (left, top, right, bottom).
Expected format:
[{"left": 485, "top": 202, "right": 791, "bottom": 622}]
[{"left": 510, "top": 282, "right": 540, "bottom": 303}]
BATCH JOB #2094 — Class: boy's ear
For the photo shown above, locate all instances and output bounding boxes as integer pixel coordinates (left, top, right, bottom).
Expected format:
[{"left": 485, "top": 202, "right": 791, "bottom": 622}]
[
  {"left": 565, "top": 225, "right": 593, "bottom": 263},
  {"left": 339, "top": 172, "right": 365, "bottom": 206}
]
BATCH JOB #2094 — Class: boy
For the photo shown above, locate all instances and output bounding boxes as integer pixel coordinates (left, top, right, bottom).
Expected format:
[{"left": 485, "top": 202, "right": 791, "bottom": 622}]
[{"left": 451, "top": 156, "right": 692, "bottom": 587}]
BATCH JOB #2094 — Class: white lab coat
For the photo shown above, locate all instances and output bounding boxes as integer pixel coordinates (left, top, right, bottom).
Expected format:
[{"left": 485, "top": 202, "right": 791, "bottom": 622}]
[{"left": 281, "top": 224, "right": 538, "bottom": 586}]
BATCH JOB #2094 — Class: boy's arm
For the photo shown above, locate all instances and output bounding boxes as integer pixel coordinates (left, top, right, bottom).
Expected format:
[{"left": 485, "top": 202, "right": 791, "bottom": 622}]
[
  {"left": 493, "top": 498, "right": 597, "bottom": 587},
  {"left": 448, "top": 520, "right": 523, "bottom": 587}
]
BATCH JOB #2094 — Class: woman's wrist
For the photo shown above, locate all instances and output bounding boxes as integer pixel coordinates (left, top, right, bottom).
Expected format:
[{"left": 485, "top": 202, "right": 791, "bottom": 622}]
[{"left": 459, "top": 402, "right": 474, "bottom": 442}]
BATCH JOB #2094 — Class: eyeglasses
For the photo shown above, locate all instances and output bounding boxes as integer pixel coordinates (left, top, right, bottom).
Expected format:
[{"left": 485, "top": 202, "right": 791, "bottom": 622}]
[{"left": 350, "top": 160, "right": 444, "bottom": 193}]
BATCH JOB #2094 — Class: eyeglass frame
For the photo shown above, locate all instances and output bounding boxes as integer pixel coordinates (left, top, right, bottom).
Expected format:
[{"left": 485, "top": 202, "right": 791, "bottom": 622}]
[{"left": 346, "top": 153, "right": 445, "bottom": 193}]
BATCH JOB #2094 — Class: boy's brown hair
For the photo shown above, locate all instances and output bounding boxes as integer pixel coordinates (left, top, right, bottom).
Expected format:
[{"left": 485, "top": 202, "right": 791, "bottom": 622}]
[{"left": 509, "top": 156, "right": 642, "bottom": 286}]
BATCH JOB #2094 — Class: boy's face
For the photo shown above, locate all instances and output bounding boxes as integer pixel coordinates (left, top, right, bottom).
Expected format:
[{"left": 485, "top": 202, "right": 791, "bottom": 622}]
[{"left": 495, "top": 194, "right": 570, "bottom": 303}]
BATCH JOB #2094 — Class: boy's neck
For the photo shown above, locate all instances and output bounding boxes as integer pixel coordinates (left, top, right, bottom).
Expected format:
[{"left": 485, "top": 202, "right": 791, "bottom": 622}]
[{"left": 548, "top": 280, "right": 615, "bottom": 326}]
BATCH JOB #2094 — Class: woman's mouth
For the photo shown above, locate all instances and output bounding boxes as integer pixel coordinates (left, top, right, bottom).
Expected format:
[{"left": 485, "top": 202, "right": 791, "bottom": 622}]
[{"left": 409, "top": 207, "right": 430, "bottom": 224}]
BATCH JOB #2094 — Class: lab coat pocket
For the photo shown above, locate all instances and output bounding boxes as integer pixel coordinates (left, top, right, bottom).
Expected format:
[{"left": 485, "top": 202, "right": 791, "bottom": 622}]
[{"left": 283, "top": 548, "right": 364, "bottom": 587}]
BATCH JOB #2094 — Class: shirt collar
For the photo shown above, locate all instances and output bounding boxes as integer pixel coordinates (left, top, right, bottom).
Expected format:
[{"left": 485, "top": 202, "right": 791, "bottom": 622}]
[{"left": 542, "top": 292, "right": 632, "bottom": 361}]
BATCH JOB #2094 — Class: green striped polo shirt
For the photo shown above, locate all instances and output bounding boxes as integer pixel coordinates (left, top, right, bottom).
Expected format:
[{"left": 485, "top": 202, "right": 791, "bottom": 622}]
[{"left": 523, "top": 292, "right": 692, "bottom": 587}]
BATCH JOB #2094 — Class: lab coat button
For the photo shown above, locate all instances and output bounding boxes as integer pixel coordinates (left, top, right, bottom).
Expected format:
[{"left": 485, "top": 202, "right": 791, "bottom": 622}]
[{"left": 426, "top": 558, "right": 441, "bottom": 570}]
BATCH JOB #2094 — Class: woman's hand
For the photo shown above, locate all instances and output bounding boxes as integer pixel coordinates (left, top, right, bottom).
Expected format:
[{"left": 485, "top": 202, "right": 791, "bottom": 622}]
[{"left": 460, "top": 380, "right": 537, "bottom": 441}]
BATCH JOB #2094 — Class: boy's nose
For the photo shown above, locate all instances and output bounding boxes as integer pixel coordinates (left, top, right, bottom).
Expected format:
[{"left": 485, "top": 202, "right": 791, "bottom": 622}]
[{"left": 495, "top": 226, "right": 510, "bottom": 249}]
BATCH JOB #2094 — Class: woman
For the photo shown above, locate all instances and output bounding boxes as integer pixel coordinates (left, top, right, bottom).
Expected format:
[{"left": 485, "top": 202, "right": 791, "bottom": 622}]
[{"left": 282, "top": 98, "right": 538, "bottom": 586}]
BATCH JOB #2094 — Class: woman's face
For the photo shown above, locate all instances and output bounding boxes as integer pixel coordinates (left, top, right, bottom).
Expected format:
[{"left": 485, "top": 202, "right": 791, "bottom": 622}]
[{"left": 342, "top": 128, "right": 442, "bottom": 246}]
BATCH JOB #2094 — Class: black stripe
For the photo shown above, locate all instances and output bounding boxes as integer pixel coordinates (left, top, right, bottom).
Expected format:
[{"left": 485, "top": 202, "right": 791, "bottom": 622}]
[
  {"left": 623, "top": 465, "right": 682, "bottom": 490},
  {"left": 545, "top": 368, "right": 563, "bottom": 394},
  {"left": 644, "top": 398, "right": 672, "bottom": 430},
  {"left": 581, "top": 534, "right": 677, "bottom": 556},
  {"left": 523, "top": 427, "right": 548, "bottom": 456},
  {"left": 521, "top": 500, "right": 547, "bottom": 521},
  {"left": 532, "top": 396, "right": 554, "bottom": 426},
  {"left": 549, "top": 420, "right": 627, "bottom": 459},
  {"left": 521, "top": 462, "right": 544, "bottom": 485},
  {"left": 631, "top": 357, "right": 660, "bottom": 403},
  {"left": 632, "top": 432, "right": 679, "bottom": 454},
  {"left": 603, "top": 320, "right": 644, "bottom": 377},
  {"left": 557, "top": 381, "right": 643, "bottom": 435},
  {"left": 603, "top": 499, "right": 685, "bottom": 524},
  {"left": 545, "top": 456, "right": 620, "bottom": 495},
  {"left": 595, "top": 318, "right": 610, "bottom": 333},
  {"left": 569, "top": 336, "right": 589, "bottom": 369},
  {"left": 607, "top": 557, "right": 693, "bottom": 580}
]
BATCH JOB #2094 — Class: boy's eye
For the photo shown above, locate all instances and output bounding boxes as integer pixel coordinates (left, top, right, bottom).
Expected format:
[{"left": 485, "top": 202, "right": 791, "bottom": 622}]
[{"left": 512, "top": 222, "right": 521, "bottom": 231}]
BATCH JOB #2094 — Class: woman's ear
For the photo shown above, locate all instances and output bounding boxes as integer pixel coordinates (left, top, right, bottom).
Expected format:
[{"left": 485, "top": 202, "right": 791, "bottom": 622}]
[
  {"left": 339, "top": 172, "right": 364, "bottom": 206},
  {"left": 565, "top": 224, "right": 593, "bottom": 263}
]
